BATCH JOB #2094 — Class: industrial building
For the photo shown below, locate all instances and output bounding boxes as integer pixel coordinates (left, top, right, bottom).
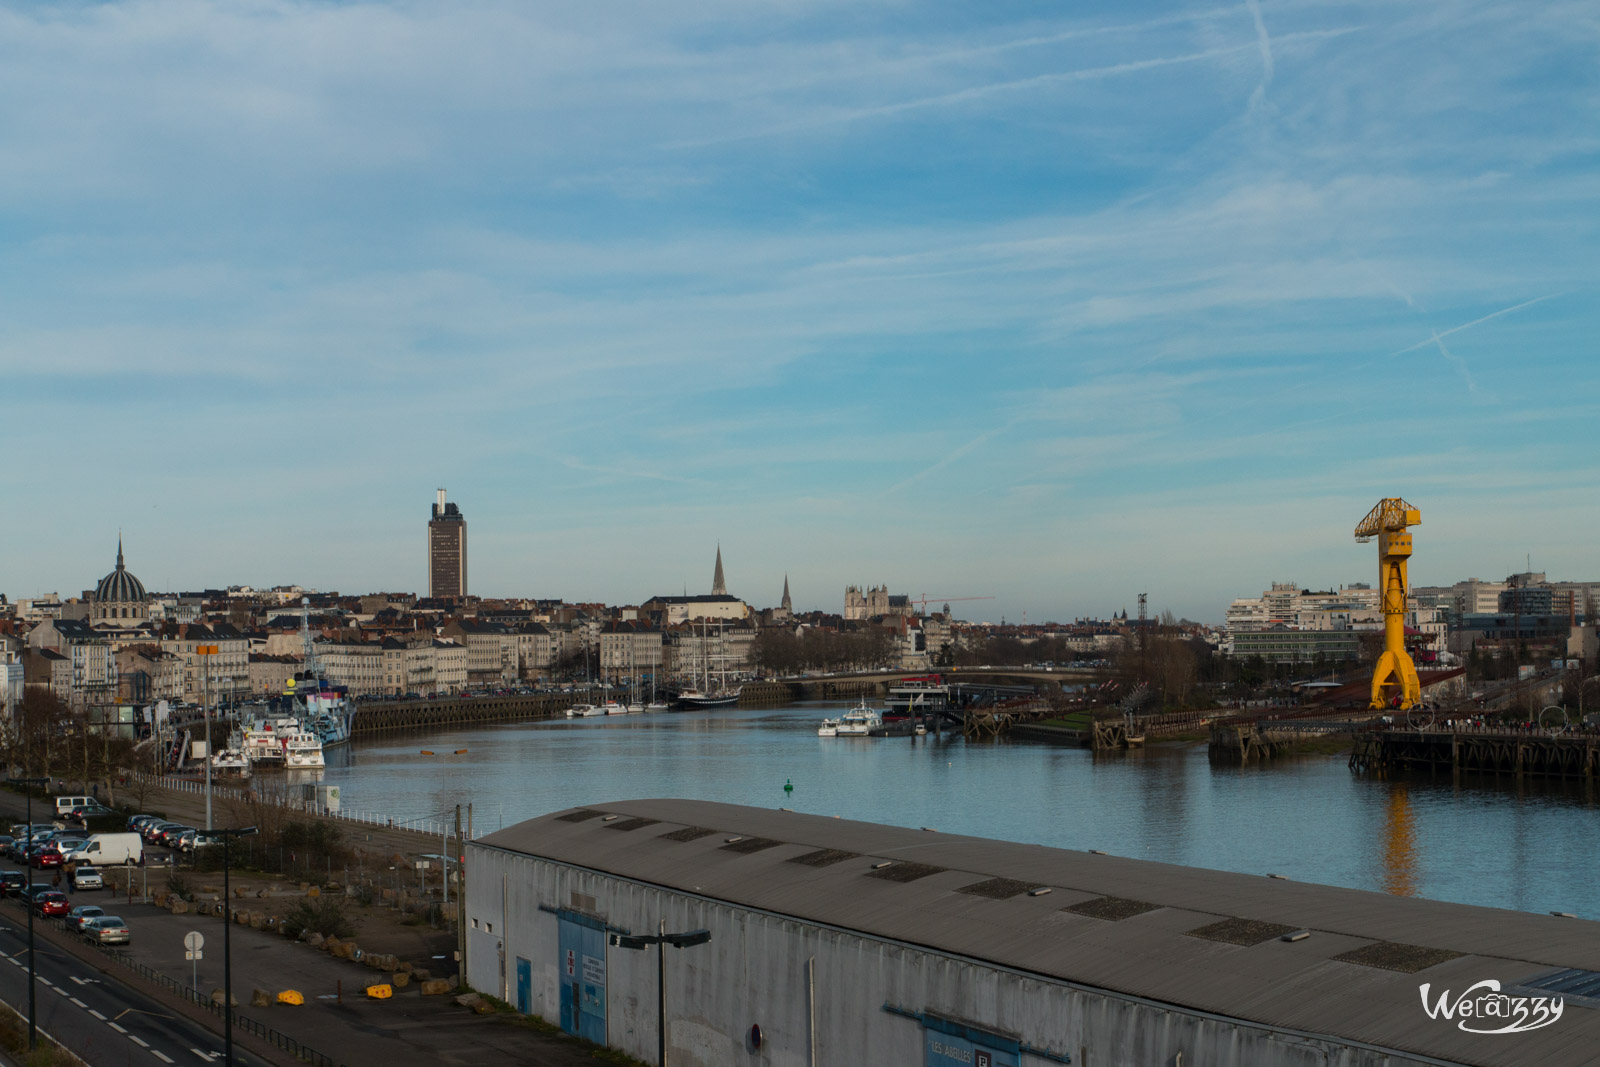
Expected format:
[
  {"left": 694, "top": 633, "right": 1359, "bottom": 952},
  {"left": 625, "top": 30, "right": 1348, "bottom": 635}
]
[{"left": 465, "top": 799, "right": 1600, "bottom": 1067}]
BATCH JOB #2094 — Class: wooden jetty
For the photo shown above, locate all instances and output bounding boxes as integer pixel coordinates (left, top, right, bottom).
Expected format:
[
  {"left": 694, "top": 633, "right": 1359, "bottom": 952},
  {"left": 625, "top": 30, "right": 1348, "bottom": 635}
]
[
  {"left": 1350, "top": 727, "right": 1600, "bottom": 779},
  {"left": 1209, "top": 720, "right": 1355, "bottom": 762}
]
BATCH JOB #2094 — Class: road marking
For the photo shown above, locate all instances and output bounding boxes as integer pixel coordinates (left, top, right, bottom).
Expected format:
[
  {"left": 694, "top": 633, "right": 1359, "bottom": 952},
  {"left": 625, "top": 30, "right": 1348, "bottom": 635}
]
[
  {"left": 89, "top": 1009, "right": 106, "bottom": 1020},
  {"left": 130, "top": 1035, "right": 149, "bottom": 1047},
  {"left": 37, "top": 978, "right": 52, "bottom": 987},
  {"left": 109, "top": 1021, "right": 127, "bottom": 1033},
  {"left": 153, "top": 1053, "right": 174, "bottom": 1064},
  {"left": 52, "top": 985, "right": 68, "bottom": 997},
  {"left": 191, "top": 1050, "right": 219, "bottom": 1062},
  {"left": 70, "top": 997, "right": 86, "bottom": 1007}
]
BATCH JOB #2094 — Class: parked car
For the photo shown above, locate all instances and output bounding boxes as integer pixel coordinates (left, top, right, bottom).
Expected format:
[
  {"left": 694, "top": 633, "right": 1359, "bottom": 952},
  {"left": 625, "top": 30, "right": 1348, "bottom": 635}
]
[
  {"left": 0, "top": 871, "right": 27, "bottom": 896},
  {"left": 29, "top": 847, "right": 63, "bottom": 870},
  {"left": 34, "top": 891, "right": 69, "bottom": 917},
  {"left": 67, "top": 804, "right": 117, "bottom": 824},
  {"left": 127, "top": 815, "right": 159, "bottom": 832},
  {"left": 70, "top": 866, "right": 103, "bottom": 891},
  {"left": 156, "top": 826, "right": 193, "bottom": 849},
  {"left": 140, "top": 821, "right": 178, "bottom": 844},
  {"left": 82, "top": 916, "right": 129, "bottom": 945},
  {"left": 67, "top": 905, "right": 105, "bottom": 932}
]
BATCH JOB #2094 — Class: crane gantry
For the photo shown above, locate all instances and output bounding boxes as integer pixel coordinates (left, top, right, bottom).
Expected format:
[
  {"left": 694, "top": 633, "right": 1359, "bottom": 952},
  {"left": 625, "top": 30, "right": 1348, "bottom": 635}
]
[{"left": 1355, "top": 498, "right": 1422, "bottom": 710}]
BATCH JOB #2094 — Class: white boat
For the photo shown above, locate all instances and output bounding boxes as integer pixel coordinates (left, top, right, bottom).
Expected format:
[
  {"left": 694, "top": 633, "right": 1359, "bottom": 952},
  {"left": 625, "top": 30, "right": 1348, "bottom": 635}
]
[
  {"left": 817, "top": 718, "right": 841, "bottom": 737},
  {"left": 602, "top": 701, "right": 628, "bottom": 715},
  {"left": 913, "top": 723, "right": 928, "bottom": 736},
  {"left": 210, "top": 747, "right": 252, "bottom": 775},
  {"left": 836, "top": 702, "right": 882, "bottom": 737},
  {"left": 644, "top": 701, "right": 670, "bottom": 713},
  {"left": 566, "top": 704, "right": 604, "bottom": 718},
  {"left": 285, "top": 731, "right": 325, "bottom": 769}
]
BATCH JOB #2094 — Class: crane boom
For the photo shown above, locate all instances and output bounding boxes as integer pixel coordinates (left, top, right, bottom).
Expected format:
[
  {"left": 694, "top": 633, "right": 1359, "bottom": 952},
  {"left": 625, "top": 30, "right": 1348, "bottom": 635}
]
[{"left": 1354, "top": 498, "right": 1420, "bottom": 541}]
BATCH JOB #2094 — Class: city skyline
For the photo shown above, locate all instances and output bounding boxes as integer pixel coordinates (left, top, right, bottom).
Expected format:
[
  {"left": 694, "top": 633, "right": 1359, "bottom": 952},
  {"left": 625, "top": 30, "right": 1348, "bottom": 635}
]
[{"left": 3, "top": 1, "right": 1595, "bottom": 620}]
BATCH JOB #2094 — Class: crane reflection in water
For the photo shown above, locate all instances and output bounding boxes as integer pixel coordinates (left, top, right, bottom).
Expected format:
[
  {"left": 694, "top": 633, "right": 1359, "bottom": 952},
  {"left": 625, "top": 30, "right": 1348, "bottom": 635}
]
[{"left": 1381, "top": 784, "right": 1418, "bottom": 897}]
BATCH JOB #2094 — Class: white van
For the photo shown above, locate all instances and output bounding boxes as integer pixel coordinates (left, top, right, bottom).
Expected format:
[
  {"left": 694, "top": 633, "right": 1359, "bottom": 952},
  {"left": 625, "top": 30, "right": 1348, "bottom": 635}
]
[
  {"left": 54, "top": 796, "right": 95, "bottom": 817},
  {"left": 64, "top": 832, "right": 142, "bottom": 867}
]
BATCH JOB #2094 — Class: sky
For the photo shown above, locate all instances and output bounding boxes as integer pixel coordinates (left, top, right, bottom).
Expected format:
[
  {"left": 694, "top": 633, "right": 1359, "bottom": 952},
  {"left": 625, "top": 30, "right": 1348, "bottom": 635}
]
[{"left": 2, "top": 1, "right": 1596, "bottom": 623}]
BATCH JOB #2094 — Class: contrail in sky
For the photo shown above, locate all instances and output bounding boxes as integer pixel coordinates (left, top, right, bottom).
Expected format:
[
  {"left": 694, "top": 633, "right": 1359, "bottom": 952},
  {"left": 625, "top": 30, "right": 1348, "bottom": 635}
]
[{"left": 1390, "top": 292, "right": 1564, "bottom": 357}]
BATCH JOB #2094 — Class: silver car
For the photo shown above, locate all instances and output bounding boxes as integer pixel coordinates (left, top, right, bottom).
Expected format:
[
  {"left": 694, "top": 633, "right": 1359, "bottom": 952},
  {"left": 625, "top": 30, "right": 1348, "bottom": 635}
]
[
  {"left": 70, "top": 866, "right": 103, "bottom": 891},
  {"left": 82, "top": 916, "right": 130, "bottom": 945}
]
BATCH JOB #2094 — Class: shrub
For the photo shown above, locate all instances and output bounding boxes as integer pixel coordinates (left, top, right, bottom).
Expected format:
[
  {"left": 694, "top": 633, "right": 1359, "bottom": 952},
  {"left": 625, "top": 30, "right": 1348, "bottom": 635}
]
[{"left": 284, "top": 896, "right": 353, "bottom": 941}]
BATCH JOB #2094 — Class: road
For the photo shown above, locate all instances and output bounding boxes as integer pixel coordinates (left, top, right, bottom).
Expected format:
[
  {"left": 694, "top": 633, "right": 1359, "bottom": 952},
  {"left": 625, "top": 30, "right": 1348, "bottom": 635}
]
[{"left": 0, "top": 901, "right": 259, "bottom": 1067}]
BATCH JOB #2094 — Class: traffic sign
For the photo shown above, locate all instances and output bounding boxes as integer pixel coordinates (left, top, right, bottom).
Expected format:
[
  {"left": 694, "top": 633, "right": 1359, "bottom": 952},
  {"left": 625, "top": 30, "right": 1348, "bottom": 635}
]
[
  {"left": 184, "top": 931, "right": 205, "bottom": 952},
  {"left": 185, "top": 949, "right": 202, "bottom": 961}
]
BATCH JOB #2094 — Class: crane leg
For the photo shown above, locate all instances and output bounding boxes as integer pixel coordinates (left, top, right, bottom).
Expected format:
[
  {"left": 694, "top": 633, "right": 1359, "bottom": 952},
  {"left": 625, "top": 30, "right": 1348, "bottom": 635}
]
[{"left": 1370, "top": 649, "right": 1422, "bottom": 710}]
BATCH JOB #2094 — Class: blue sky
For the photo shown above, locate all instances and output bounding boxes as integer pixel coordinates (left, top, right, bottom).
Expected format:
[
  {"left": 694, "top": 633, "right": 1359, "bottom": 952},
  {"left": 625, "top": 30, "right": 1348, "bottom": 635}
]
[{"left": 2, "top": 1, "right": 1596, "bottom": 622}]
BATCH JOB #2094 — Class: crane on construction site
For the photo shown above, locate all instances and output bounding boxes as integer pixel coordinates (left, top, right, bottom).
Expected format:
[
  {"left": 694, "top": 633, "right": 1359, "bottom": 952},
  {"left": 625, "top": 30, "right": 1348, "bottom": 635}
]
[
  {"left": 910, "top": 595, "right": 994, "bottom": 615},
  {"left": 1355, "top": 498, "right": 1422, "bottom": 710}
]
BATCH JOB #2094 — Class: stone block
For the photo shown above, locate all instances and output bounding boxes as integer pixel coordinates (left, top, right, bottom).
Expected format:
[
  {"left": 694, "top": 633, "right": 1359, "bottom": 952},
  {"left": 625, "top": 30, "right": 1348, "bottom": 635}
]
[
  {"left": 390, "top": 971, "right": 410, "bottom": 989},
  {"left": 169, "top": 899, "right": 188, "bottom": 915},
  {"left": 454, "top": 993, "right": 482, "bottom": 1010},
  {"left": 321, "top": 935, "right": 339, "bottom": 951},
  {"left": 410, "top": 968, "right": 430, "bottom": 982},
  {"left": 251, "top": 989, "right": 272, "bottom": 1009},
  {"left": 303, "top": 932, "right": 324, "bottom": 947},
  {"left": 472, "top": 999, "right": 495, "bottom": 1015},
  {"left": 418, "top": 979, "right": 451, "bottom": 996},
  {"left": 209, "top": 989, "right": 238, "bottom": 1008},
  {"left": 331, "top": 941, "right": 357, "bottom": 960}
]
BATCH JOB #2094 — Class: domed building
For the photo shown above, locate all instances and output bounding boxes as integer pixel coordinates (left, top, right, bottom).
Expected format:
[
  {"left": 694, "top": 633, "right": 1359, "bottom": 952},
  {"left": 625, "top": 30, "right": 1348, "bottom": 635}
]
[{"left": 92, "top": 537, "right": 150, "bottom": 625}]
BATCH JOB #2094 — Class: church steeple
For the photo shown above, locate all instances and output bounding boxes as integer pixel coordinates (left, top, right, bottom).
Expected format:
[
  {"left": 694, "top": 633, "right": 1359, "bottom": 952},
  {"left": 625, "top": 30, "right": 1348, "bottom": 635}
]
[
  {"left": 781, "top": 574, "right": 791, "bottom": 611},
  {"left": 712, "top": 544, "right": 727, "bottom": 596},
  {"left": 116, "top": 533, "right": 124, "bottom": 570}
]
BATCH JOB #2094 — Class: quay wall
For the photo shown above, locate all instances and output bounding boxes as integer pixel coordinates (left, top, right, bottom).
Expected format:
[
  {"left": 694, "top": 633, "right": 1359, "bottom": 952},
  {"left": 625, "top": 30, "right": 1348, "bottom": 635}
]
[{"left": 355, "top": 692, "right": 569, "bottom": 736}]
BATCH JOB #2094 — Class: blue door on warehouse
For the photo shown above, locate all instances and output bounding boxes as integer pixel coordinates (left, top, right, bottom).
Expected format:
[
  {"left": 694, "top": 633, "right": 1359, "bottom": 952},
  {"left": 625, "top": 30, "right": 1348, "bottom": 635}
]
[
  {"left": 516, "top": 957, "right": 531, "bottom": 1015},
  {"left": 557, "top": 916, "right": 607, "bottom": 1044}
]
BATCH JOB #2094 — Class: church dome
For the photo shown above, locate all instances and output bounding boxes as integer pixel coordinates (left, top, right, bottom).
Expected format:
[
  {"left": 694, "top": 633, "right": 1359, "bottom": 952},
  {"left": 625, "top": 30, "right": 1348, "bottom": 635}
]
[{"left": 95, "top": 539, "right": 147, "bottom": 604}]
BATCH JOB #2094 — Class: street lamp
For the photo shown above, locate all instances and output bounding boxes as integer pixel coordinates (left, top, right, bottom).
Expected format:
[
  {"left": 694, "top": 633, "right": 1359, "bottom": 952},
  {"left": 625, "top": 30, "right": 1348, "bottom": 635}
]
[
  {"left": 196, "top": 644, "right": 219, "bottom": 830},
  {"left": 13, "top": 775, "right": 48, "bottom": 1051},
  {"left": 210, "top": 826, "right": 258, "bottom": 1065},
  {"left": 609, "top": 924, "right": 711, "bottom": 1067}
]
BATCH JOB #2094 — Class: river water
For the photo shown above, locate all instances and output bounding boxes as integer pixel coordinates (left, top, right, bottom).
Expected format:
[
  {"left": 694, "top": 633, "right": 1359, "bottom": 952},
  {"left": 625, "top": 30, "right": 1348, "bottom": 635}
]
[{"left": 319, "top": 703, "right": 1600, "bottom": 919}]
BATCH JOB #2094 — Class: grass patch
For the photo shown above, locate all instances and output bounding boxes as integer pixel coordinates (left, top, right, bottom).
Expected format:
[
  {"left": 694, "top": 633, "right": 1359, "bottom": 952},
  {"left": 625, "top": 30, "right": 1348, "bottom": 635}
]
[{"left": 471, "top": 992, "right": 649, "bottom": 1065}]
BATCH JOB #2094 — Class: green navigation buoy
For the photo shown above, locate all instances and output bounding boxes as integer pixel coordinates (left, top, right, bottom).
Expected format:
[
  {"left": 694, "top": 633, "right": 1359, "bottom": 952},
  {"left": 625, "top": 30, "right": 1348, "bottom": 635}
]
[{"left": 783, "top": 778, "right": 794, "bottom": 795}]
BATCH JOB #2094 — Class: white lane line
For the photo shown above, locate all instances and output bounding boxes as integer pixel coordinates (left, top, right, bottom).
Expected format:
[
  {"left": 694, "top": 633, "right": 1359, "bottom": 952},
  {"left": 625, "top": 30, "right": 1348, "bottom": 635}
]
[
  {"left": 70, "top": 997, "right": 86, "bottom": 1007},
  {"left": 153, "top": 1053, "right": 174, "bottom": 1064},
  {"left": 89, "top": 1008, "right": 106, "bottom": 1019},
  {"left": 52, "top": 985, "right": 68, "bottom": 996},
  {"left": 108, "top": 1021, "right": 127, "bottom": 1033},
  {"left": 130, "top": 1035, "right": 149, "bottom": 1047},
  {"left": 190, "top": 1050, "right": 219, "bottom": 1062}
]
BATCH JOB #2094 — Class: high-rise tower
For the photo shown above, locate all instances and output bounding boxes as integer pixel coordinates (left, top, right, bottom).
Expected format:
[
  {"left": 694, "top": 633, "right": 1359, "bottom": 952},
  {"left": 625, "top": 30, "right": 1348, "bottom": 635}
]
[{"left": 429, "top": 488, "right": 467, "bottom": 600}]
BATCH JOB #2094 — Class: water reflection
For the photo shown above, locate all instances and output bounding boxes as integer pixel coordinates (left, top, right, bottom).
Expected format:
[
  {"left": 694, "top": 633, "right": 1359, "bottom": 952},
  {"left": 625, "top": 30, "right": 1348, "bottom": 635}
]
[
  {"left": 322, "top": 703, "right": 1600, "bottom": 917},
  {"left": 1381, "top": 785, "right": 1417, "bottom": 897}
]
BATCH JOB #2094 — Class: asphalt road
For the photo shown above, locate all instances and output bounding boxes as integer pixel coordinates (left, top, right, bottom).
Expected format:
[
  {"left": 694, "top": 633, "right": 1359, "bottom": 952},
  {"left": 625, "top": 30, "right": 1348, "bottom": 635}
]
[{"left": 0, "top": 887, "right": 258, "bottom": 1067}]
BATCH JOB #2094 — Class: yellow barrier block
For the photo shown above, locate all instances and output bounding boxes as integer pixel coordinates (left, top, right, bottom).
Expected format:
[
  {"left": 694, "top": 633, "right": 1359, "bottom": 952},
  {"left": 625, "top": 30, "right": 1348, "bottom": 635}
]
[
  {"left": 365, "top": 984, "right": 393, "bottom": 1000},
  {"left": 277, "top": 990, "right": 304, "bottom": 1006}
]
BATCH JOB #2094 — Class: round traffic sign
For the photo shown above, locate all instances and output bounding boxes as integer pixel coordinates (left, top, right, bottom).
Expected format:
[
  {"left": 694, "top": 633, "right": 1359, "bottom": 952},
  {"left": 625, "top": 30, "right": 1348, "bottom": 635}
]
[{"left": 184, "top": 931, "right": 205, "bottom": 952}]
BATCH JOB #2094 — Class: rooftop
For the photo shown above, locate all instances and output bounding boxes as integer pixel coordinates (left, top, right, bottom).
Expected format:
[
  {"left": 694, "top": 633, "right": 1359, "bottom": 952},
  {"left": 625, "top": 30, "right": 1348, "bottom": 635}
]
[{"left": 477, "top": 799, "right": 1600, "bottom": 1067}]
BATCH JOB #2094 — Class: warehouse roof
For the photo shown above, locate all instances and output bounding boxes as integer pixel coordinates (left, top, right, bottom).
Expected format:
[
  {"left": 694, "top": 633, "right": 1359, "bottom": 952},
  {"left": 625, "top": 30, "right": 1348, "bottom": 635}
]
[{"left": 476, "top": 799, "right": 1600, "bottom": 1067}]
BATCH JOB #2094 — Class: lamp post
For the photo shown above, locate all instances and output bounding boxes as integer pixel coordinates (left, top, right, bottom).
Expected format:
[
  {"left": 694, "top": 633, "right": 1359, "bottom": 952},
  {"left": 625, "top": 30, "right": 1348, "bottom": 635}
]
[
  {"left": 210, "top": 826, "right": 257, "bottom": 1065},
  {"left": 609, "top": 924, "right": 711, "bottom": 1066},
  {"left": 14, "top": 776, "right": 48, "bottom": 1051},
  {"left": 196, "top": 644, "right": 219, "bottom": 830}
]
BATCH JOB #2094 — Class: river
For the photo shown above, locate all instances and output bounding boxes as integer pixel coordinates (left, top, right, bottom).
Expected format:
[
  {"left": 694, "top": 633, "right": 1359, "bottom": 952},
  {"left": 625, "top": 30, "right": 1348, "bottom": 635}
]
[{"left": 318, "top": 702, "right": 1600, "bottom": 918}]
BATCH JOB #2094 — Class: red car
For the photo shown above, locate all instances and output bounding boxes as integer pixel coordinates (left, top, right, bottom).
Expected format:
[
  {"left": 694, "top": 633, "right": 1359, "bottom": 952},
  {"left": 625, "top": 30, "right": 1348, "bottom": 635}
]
[
  {"left": 34, "top": 892, "right": 69, "bottom": 917},
  {"left": 30, "top": 848, "right": 63, "bottom": 870}
]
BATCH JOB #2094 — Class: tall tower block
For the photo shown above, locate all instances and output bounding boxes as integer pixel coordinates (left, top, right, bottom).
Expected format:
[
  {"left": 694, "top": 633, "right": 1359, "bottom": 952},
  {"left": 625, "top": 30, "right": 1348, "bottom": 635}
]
[{"left": 429, "top": 488, "right": 468, "bottom": 600}]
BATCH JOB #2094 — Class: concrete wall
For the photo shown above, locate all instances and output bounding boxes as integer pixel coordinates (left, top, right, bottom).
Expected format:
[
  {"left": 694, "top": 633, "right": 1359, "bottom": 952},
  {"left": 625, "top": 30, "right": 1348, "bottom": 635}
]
[{"left": 465, "top": 844, "right": 1440, "bottom": 1067}]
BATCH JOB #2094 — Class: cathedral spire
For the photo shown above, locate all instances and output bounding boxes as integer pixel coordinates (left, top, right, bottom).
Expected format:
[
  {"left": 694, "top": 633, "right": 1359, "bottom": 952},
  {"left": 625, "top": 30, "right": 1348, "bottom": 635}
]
[
  {"left": 712, "top": 544, "right": 727, "bottom": 596},
  {"left": 781, "top": 574, "right": 791, "bottom": 611},
  {"left": 116, "top": 532, "right": 124, "bottom": 570}
]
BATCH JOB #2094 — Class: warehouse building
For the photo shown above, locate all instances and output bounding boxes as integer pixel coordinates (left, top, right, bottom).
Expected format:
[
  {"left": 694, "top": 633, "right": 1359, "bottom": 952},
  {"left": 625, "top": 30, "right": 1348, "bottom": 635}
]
[{"left": 465, "top": 799, "right": 1600, "bottom": 1067}]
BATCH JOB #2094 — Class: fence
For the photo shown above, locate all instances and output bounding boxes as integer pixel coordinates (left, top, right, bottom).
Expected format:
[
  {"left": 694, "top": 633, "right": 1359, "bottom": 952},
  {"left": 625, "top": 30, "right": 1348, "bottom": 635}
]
[
  {"left": 129, "top": 772, "right": 481, "bottom": 842},
  {"left": 4, "top": 895, "right": 347, "bottom": 1067}
]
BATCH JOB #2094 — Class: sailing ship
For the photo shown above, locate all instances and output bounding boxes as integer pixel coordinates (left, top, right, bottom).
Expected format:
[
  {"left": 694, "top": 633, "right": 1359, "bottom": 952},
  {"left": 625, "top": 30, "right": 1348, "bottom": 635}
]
[{"left": 675, "top": 616, "right": 741, "bottom": 710}]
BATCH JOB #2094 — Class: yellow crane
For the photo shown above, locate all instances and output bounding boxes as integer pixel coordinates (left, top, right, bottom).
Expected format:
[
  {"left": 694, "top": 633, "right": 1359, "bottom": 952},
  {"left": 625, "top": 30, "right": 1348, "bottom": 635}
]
[{"left": 1355, "top": 498, "right": 1422, "bottom": 709}]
